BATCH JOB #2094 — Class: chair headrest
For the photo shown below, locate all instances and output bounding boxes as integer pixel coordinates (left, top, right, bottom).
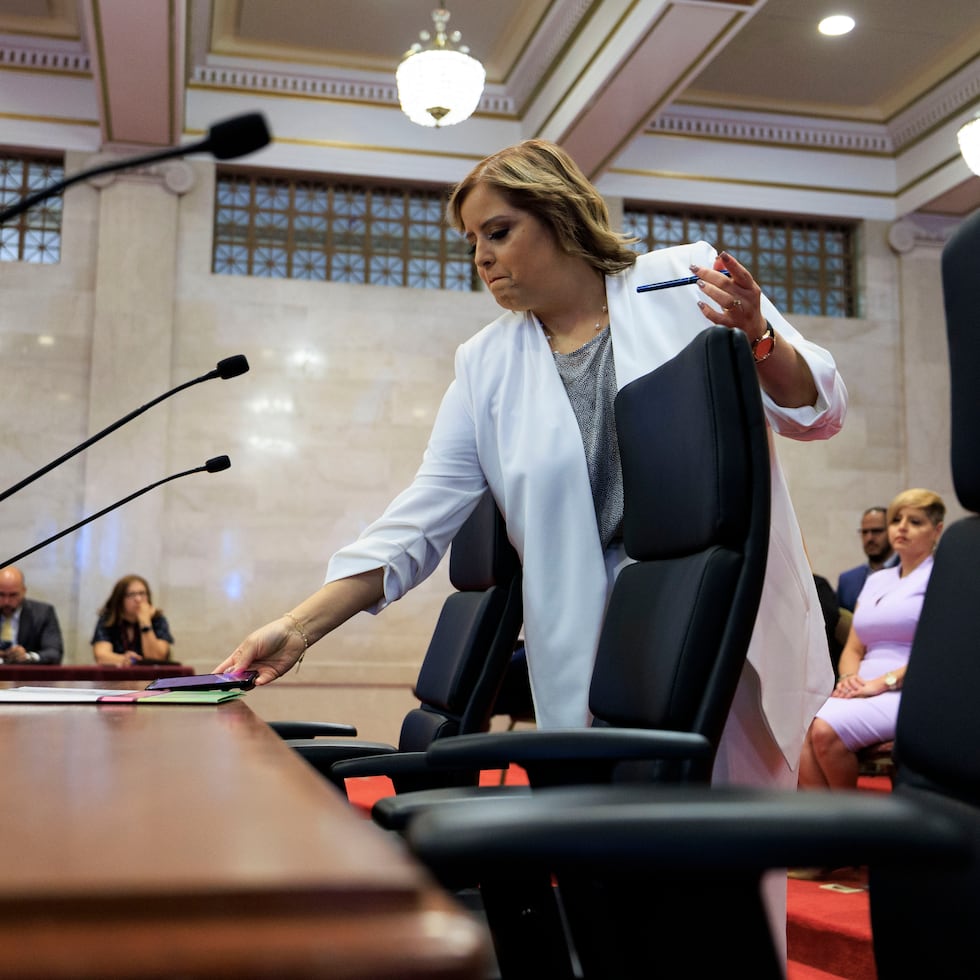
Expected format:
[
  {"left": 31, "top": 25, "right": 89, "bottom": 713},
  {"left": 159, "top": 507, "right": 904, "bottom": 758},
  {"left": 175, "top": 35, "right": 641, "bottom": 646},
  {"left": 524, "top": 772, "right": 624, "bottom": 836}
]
[
  {"left": 614, "top": 327, "right": 768, "bottom": 561},
  {"left": 941, "top": 207, "right": 980, "bottom": 514},
  {"left": 449, "top": 492, "right": 520, "bottom": 592}
]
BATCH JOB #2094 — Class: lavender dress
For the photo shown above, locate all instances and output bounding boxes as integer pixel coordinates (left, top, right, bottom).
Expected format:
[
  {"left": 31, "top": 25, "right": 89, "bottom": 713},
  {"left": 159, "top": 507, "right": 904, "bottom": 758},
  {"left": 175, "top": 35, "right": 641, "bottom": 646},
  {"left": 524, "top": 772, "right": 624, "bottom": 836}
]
[{"left": 815, "top": 556, "right": 933, "bottom": 751}]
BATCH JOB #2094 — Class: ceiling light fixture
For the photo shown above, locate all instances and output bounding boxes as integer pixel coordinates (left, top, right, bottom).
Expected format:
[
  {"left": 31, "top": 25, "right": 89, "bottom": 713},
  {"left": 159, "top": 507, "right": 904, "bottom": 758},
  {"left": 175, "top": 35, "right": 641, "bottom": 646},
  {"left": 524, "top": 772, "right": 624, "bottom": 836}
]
[
  {"left": 396, "top": 8, "right": 485, "bottom": 127},
  {"left": 818, "top": 15, "right": 855, "bottom": 36},
  {"left": 957, "top": 111, "right": 980, "bottom": 176}
]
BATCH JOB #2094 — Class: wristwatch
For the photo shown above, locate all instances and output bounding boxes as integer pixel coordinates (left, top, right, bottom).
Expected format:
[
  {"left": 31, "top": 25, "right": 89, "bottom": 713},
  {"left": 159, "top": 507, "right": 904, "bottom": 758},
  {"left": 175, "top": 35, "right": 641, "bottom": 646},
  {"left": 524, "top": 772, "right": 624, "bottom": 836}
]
[
  {"left": 884, "top": 672, "right": 898, "bottom": 689},
  {"left": 752, "top": 321, "right": 776, "bottom": 363},
  {"left": 140, "top": 625, "right": 152, "bottom": 634}
]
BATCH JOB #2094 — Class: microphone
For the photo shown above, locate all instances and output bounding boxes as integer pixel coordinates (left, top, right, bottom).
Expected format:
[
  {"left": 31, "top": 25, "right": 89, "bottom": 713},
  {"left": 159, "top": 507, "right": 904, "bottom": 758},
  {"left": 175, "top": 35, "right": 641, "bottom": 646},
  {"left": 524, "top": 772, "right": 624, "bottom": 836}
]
[
  {"left": 0, "top": 355, "right": 249, "bottom": 503},
  {"left": 207, "top": 354, "right": 250, "bottom": 381},
  {"left": 0, "top": 457, "right": 232, "bottom": 568},
  {"left": 0, "top": 112, "right": 271, "bottom": 225},
  {"left": 199, "top": 113, "right": 271, "bottom": 160}
]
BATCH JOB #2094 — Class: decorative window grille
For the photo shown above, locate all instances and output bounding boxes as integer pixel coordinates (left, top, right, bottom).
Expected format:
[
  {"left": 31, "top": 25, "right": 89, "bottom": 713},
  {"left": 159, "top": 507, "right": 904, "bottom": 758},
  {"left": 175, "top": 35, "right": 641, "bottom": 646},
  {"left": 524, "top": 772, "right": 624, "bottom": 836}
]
[
  {"left": 214, "top": 170, "right": 476, "bottom": 290},
  {"left": 0, "top": 152, "right": 64, "bottom": 264},
  {"left": 212, "top": 170, "right": 857, "bottom": 315},
  {"left": 623, "top": 206, "right": 856, "bottom": 317}
]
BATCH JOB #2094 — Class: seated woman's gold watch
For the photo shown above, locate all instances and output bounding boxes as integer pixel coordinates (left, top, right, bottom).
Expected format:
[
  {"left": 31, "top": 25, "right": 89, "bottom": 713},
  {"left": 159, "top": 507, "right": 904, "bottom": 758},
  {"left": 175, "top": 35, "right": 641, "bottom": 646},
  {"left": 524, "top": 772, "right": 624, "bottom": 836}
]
[{"left": 884, "top": 671, "right": 898, "bottom": 689}]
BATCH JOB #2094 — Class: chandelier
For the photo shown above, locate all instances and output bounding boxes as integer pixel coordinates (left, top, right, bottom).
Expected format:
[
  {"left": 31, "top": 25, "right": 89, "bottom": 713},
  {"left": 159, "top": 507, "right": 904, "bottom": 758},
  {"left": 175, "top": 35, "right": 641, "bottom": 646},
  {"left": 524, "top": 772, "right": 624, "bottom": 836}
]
[
  {"left": 957, "top": 111, "right": 980, "bottom": 177},
  {"left": 396, "top": 8, "right": 486, "bottom": 127}
]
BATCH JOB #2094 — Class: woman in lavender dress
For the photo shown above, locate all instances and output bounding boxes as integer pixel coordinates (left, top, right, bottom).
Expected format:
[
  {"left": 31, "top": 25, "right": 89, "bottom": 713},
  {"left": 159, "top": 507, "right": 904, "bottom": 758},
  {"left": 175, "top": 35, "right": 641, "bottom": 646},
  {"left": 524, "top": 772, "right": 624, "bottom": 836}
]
[{"left": 798, "top": 488, "right": 945, "bottom": 789}]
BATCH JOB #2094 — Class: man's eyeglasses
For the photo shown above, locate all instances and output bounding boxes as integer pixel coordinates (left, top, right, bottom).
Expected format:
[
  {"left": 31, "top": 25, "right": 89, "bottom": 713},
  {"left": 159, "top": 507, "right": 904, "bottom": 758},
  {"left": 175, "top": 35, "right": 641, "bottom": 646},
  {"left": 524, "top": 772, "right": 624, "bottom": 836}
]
[{"left": 858, "top": 528, "right": 886, "bottom": 536}]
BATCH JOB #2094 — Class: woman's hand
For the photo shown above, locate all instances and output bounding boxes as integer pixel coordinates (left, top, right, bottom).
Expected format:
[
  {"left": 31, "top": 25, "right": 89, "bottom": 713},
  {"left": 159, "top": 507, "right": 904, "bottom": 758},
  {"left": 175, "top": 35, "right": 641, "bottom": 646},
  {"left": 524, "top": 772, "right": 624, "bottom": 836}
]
[
  {"left": 137, "top": 602, "right": 157, "bottom": 629},
  {"left": 215, "top": 572, "right": 386, "bottom": 687},
  {"left": 690, "top": 250, "right": 819, "bottom": 409},
  {"left": 831, "top": 674, "right": 891, "bottom": 699},
  {"left": 214, "top": 617, "right": 307, "bottom": 686},
  {"left": 691, "top": 251, "right": 767, "bottom": 345}
]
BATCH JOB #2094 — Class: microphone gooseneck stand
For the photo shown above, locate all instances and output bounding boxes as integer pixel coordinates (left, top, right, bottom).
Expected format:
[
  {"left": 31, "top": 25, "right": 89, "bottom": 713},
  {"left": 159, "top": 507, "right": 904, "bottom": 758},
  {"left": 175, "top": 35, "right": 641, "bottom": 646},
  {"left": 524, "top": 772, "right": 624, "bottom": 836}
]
[
  {"left": 0, "top": 457, "right": 232, "bottom": 568},
  {"left": 0, "top": 355, "right": 249, "bottom": 504},
  {"left": 0, "top": 113, "right": 271, "bottom": 226},
  {"left": 0, "top": 113, "right": 267, "bottom": 561}
]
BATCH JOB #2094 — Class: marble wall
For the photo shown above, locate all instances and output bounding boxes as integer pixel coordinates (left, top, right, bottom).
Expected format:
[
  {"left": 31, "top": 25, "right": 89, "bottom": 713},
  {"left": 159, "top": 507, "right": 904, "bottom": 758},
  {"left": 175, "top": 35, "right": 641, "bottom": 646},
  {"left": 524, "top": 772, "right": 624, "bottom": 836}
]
[{"left": 0, "top": 156, "right": 959, "bottom": 742}]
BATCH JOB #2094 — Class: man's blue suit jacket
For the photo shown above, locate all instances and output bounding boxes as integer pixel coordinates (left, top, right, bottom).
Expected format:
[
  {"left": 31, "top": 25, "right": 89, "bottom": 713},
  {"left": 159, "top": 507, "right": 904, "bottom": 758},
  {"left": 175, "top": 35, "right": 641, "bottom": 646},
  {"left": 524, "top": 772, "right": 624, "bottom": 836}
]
[{"left": 837, "top": 556, "right": 899, "bottom": 613}]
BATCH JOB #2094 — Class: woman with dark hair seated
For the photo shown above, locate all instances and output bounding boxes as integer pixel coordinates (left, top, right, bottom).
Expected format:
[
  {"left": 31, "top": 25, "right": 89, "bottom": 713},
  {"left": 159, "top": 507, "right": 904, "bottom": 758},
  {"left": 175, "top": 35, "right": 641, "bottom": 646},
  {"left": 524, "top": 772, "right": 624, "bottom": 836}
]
[{"left": 91, "top": 575, "right": 174, "bottom": 667}]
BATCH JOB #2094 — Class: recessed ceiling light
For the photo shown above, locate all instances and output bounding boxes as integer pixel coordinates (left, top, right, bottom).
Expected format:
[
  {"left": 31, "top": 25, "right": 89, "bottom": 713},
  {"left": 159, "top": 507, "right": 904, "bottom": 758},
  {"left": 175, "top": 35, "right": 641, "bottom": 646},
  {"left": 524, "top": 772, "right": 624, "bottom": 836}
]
[{"left": 819, "top": 14, "right": 855, "bottom": 36}]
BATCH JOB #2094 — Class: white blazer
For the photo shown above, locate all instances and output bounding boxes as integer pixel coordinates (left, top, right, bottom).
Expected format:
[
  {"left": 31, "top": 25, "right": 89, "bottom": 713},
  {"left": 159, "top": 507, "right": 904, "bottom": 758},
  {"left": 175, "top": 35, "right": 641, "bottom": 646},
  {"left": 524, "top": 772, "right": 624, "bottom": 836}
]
[{"left": 327, "top": 242, "right": 847, "bottom": 767}]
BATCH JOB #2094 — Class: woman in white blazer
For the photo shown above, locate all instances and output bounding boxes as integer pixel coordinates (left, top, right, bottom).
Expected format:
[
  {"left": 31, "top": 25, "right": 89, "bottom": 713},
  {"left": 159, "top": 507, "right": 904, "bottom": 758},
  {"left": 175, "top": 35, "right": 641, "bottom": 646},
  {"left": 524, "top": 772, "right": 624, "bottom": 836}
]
[{"left": 221, "top": 139, "right": 846, "bottom": 794}]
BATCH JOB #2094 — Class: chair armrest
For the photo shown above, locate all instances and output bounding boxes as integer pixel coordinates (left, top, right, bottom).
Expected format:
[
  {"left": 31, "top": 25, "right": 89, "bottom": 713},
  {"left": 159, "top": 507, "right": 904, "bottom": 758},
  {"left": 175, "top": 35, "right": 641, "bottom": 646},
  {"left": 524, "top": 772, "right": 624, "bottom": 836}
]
[
  {"left": 332, "top": 750, "right": 429, "bottom": 781},
  {"left": 372, "top": 729, "right": 711, "bottom": 832},
  {"left": 425, "top": 728, "right": 712, "bottom": 787},
  {"left": 288, "top": 739, "right": 396, "bottom": 783},
  {"left": 406, "top": 785, "right": 969, "bottom": 885},
  {"left": 268, "top": 720, "right": 357, "bottom": 739},
  {"left": 373, "top": 783, "right": 530, "bottom": 832},
  {"left": 333, "top": 750, "right": 494, "bottom": 796}
]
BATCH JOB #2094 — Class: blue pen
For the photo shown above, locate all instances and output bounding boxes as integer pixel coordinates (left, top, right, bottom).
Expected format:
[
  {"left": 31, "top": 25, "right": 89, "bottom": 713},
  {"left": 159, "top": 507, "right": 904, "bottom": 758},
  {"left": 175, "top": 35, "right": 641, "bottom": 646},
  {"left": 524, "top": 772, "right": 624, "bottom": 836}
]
[{"left": 636, "top": 270, "right": 731, "bottom": 293}]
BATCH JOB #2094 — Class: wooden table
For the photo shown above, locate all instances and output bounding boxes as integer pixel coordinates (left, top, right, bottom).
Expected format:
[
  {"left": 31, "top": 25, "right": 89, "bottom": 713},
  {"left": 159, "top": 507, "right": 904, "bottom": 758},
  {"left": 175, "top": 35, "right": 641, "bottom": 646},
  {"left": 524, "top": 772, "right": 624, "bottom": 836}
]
[
  {"left": 0, "top": 664, "right": 194, "bottom": 681},
  {"left": 0, "top": 685, "right": 488, "bottom": 978}
]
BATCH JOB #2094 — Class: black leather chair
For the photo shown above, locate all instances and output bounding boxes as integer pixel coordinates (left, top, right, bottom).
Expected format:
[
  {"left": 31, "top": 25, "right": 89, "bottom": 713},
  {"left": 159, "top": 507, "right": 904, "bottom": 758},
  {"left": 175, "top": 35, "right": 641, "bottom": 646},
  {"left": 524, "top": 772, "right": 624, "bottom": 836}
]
[
  {"left": 374, "top": 324, "right": 770, "bottom": 830},
  {"left": 865, "top": 203, "right": 980, "bottom": 980},
  {"left": 373, "top": 326, "right": 772, "bottom": 976},
  {"left": 407, "top": 784, "right": 966, "bottom": 979},
  {"left": 406, "top": 209, "right": 980, "bottom": 979},
  {"left": 289, "top": 490, "right": 525, "bottom": 796}
]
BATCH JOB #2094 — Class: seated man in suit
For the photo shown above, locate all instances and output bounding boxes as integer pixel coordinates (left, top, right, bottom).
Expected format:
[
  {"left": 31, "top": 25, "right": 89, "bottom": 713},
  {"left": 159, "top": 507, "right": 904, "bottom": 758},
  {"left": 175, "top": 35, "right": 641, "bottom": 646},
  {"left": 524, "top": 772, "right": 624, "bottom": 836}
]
[
  {"left": 0, "top": 566, "right": 64, "bottom": 664},
  {"left": 836, "top": 506, "right": 899, "bottom": 612}
]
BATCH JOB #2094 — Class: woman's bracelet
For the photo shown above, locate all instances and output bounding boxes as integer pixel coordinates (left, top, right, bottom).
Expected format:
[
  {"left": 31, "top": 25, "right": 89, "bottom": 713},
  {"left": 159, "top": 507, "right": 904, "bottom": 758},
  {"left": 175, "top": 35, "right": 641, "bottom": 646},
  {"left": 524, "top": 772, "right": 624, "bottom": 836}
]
[
  {"left": 282, "top": 612, "right": 311, "bottom": 665},
  {"left": 837, "top": 672, "right": 854, "bottom": 682}
]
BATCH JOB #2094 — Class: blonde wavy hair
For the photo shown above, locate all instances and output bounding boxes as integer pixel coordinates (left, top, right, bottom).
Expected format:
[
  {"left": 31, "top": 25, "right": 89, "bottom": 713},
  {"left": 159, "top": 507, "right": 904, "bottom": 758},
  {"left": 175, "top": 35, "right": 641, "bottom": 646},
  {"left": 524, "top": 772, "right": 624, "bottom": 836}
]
[{"left": 447, "top": 140, "right": 639, "bottom": 276}]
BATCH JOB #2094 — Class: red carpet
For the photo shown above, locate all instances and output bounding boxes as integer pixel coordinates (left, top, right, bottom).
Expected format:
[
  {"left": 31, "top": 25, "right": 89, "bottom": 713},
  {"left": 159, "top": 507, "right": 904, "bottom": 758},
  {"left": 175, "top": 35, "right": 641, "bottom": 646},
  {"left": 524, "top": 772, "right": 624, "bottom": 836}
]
[
  {"left": 788, "top": 963, "right": 858, "bottom": 980},
  {"left": 787, "top": 867, "right": 874, "bottom": 980},
  {"left": 786, "top": 775, "right": 890, "bottom": 980}
]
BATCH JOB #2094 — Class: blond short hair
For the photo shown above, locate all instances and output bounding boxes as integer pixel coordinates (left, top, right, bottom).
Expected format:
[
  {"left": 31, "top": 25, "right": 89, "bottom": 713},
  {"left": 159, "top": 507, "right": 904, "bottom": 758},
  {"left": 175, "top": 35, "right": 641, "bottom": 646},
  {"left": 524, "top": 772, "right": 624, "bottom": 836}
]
[{"left": 887, "top": 488, "right": 946, "bottom": 527}]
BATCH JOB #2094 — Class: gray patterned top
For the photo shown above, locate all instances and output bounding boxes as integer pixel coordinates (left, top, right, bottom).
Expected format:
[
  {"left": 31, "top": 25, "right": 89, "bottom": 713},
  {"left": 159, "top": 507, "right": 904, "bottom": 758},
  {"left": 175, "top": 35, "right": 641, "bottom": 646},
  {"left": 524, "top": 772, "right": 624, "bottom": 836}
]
[{"left": 550, "top": 327, "right": 624, "bottom": 549}]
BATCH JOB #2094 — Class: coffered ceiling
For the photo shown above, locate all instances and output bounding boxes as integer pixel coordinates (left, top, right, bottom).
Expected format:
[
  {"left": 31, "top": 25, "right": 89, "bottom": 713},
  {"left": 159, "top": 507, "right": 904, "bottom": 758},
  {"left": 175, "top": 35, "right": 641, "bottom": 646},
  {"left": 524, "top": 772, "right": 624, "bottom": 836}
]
[{"left": 1, "top": 0, "right": 979, "bottom": 219}]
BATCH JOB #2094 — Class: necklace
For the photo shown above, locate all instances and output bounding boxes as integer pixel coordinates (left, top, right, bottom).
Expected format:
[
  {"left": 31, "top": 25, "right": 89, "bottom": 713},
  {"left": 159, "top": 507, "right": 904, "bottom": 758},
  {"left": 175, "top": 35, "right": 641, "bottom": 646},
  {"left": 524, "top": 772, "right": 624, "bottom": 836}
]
[{"left": 542, "top": 304, "right": 608, "bottom": 353}]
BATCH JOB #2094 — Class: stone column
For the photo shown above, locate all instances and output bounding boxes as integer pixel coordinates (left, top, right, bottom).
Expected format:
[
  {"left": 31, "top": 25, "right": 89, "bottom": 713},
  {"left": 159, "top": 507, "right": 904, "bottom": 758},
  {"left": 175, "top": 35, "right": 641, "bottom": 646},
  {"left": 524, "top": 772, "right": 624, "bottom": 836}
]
[
  {"left": 887, "top": 215, "right": 962, "bottom": 518},
  {"left": 75, "top": 160, "right": 194, "bottom": 656}
]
